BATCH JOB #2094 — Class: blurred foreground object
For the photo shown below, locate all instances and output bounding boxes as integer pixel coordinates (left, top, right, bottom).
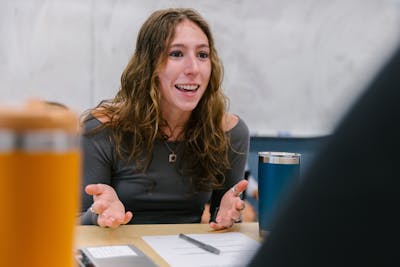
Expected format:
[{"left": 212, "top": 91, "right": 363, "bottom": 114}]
[
  {"left": 248, "top": 46, "right": 400, "bottom": 266},
  {"left": 0, "top": 100, "right": 80, "bottom": 267}
]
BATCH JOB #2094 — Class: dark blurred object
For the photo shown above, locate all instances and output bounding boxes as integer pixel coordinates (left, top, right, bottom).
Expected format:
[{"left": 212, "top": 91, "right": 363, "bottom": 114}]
[{"left": 248, "top": 45, "right": 400, "bottom": 266}]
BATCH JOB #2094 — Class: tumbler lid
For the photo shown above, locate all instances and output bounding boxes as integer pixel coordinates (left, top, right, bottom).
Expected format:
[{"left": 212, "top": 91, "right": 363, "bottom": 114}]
[
  {"left": 0, "top": 100, "right": 79, "bottom": 133},
  {"left": 258, "top": 151, "right": 301, "bottom": 164}
]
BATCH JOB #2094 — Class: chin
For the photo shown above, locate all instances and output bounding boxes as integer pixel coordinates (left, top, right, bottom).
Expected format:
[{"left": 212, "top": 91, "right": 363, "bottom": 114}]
[
  {"left": 177, "top": 103, "right": 200, "bottom": 112},
  {"left": 179, "top": 106, "right": 197, "bottom": 112}
]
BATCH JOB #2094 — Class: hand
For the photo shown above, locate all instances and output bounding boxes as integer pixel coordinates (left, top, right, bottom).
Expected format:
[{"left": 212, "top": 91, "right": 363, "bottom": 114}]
[
  {"left": 85, "top": 184, "right": 133, "bottom": 228},
  {"left": 209, "top": 179, "right": 248, "bottom": 230}
]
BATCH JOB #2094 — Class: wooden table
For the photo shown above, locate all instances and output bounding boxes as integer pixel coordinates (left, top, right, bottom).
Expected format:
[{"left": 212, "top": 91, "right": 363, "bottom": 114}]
[{"left": 75, "top": 222, "right": 261, "bottom": 267}]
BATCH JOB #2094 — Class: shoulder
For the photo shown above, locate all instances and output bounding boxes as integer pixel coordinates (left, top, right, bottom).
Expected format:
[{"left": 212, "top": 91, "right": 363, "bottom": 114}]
[
  {"left": 82, "top": 108, "right": 110, "bottom": 127},
  {"left": 222, "top": 113, "right": 249, "bottom": 134},
  {"left": 92, "top": 108, "right": 111, "bottom": 123},
  {"left": 82, "top": 109, "right": 113, "bottom": 135},
  {"left": 225, "top": 114, "right": 249, "bottom": 154},
  {"left": 222, "top": 113, "right": 239, "bottom": 132},
  {"left": 82, "top": 115, "right": 100, "bottom": 132},
  {"left": 223, "top": 113, "right": 249, "bottom": 146}
]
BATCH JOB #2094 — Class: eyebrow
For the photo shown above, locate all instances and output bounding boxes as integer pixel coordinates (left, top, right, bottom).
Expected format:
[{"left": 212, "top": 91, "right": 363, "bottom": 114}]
[{"left": 169, "top": 43, "right": 210, "bottom": 49}]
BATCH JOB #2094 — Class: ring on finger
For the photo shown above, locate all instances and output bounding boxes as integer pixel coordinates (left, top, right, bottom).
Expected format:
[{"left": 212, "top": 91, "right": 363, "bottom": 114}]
[
  {"left": 231, "top": 186, "right": 241, "bottom": 197},
  {"left": 234, "top": 214, "right": 242, "bottom": 223},
  {"left": 89, "top": 204, "right": 96, "bottom": 214}
]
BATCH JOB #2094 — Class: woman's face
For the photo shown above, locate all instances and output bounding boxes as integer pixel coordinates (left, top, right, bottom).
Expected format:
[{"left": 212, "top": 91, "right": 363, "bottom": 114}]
[{"left": 158, "top": 19, "right": 211, "bottom": 116}]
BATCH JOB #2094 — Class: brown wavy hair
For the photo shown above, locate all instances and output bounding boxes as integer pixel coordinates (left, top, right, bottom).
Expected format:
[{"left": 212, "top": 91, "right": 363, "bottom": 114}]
[{"left": 85, "top": 8, "right": 230, "bottom": 191}]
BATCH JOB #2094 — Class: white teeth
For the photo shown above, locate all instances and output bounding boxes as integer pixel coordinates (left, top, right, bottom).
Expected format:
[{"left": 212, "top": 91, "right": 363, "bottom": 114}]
[{"left": 175, "top": 84, "right": 199, "bottom": 91}]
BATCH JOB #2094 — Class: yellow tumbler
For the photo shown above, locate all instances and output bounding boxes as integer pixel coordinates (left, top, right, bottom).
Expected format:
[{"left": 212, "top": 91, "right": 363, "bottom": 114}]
[{"left": 0, "top": 101, "right": 80, "bottom": 267}]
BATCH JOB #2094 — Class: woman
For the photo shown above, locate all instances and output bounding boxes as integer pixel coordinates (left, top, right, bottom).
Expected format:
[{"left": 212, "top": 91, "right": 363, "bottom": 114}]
[{"left": 80, "top": 8, "right": 249, "bottom": 230}]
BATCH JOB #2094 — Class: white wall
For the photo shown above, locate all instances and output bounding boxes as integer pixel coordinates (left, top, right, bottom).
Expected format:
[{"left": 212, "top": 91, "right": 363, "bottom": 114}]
[{"left": 1, "top": 0, "right": 399, "bottom": 136}]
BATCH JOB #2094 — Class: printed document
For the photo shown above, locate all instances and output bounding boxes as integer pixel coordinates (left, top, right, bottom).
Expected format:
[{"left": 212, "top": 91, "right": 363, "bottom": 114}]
[{"left": 142, "top": 232, "right": 261, "bottom": 267}]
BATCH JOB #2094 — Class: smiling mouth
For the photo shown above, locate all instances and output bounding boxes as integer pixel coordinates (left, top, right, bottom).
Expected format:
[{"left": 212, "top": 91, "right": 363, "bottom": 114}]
[{"left": 175, "top": 84, "right": 200, "bottom": 92}]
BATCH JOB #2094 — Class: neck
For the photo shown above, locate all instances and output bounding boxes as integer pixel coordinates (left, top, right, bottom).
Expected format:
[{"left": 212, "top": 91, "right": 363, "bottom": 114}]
[
  {"left": 161, "top": 110, "right": 191, "bottom": 141},
  {"left": 162, "top": 125, "right": 184, "bottom": 141}
]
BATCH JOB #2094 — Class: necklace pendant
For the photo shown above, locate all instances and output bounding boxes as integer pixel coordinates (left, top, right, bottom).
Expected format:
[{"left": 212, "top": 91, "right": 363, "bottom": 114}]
[{"left": 169, "top": 153, "right": 177, "bottom": 163}]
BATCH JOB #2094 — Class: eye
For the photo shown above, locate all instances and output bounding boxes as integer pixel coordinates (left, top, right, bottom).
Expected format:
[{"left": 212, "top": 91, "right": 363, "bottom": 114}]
[
  {"left": 169, "top": 50, "right": 183, "bottom": 57},
  {"left": 198, "top": 51, "right": 209, "bottom": 59}
]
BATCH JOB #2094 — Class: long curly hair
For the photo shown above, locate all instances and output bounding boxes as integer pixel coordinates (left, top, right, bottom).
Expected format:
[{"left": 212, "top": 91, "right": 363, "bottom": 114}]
[{"left": 86, "top": 8, "right": 230, "bottom": 192}]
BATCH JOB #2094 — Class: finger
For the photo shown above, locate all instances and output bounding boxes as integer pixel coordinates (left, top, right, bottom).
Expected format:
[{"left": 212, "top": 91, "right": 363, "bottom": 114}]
[
  {"left": 97, "top": 214, "right": 108, "bottom": 228},
  {"left": 121, "top": 211, "right": 133, "bottom": 224},
  {"left": 99, "top": 213, "right": 122, "bottom": 229},
  {"left": 215, "top": 206, "right": 239, "bottom": 224},
  {"left": 216, "top": 211, "right": 237, "bottom": 228},
  {"left": 107, "top": 212, "right": 133, "bottom": 228},
  {"left": 235, "top": 199, "right": 245, "bottom": 211},
  {"left": 209, "top": 221, "right": 230, "bottom": 230},
  {"left": 104, "top": 216, "right": 119, "bottom": 229},
  {"left": 229, "top": 209, "right": 242, "bottom": 222},
  {"left": 90, "top": 200, "right": 108, "bottom": 215},
  {"left": 103, "top": 209, "right": 126, "bottom": 224},
  {"left": 113, "top": 210, "right": 129, "bottom": 223},
  {"left": 233, "top": 180, "right": 248, "bottom": 196},
  {"left": 98, "top": 220, "right": 107, "bottom": 228},
  {"left": 85, "top": 183, "right": 106, "bottom": 196},
  {"left": 108, "top": 219, "right": 123, "bottom": 229},
  {"left": 215, "top": 218, "right": 234, "bottom": 229},
  {"left": 209, "top": 222, "right": 221, "bottom": 230}
]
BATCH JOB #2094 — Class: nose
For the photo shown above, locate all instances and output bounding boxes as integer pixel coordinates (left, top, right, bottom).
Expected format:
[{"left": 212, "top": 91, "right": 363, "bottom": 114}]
[{"left": 183, "top": 53, "right": 199, "bottom": 75}]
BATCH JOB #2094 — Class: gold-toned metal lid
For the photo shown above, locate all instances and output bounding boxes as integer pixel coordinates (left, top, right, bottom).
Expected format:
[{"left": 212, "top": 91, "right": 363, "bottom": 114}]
[{"left": 0, "top": 100, "right": 79, "bottom": 133}]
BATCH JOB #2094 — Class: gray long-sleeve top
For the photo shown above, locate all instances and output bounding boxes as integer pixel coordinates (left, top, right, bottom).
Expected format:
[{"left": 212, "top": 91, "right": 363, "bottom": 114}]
[{"left": 79, "top": 116, "right": 249, "bottom": 225}]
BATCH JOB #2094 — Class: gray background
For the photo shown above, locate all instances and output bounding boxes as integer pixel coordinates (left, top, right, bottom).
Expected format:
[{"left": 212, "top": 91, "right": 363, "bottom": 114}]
[{"left": 1, "top": 0, "right": 399, "bottom": 136}]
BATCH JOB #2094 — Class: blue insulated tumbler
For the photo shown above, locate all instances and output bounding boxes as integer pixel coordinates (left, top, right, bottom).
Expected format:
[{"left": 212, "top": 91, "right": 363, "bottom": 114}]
[{"left": 258, "top": 152, "right": 301, "bottom": 236}]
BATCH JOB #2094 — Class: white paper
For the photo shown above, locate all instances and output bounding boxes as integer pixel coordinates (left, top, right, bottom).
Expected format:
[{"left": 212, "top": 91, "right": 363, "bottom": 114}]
[
  {"left": 86, "top": 245, "right": 138, "bottom": 258},
  {"left": 142, "top": 232, "right": 261, "bottom": 267}
]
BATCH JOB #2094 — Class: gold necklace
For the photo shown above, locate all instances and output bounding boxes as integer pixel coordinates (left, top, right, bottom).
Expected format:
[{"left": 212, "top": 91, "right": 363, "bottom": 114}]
[{"left": 164, "top": 141, "right": 178, "bottom": 163}]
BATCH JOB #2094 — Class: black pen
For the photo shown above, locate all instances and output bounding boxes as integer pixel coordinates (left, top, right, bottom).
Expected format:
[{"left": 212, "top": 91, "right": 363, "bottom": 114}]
[{"left": 178, "top": 233, "right": 221, "bottom": 255}]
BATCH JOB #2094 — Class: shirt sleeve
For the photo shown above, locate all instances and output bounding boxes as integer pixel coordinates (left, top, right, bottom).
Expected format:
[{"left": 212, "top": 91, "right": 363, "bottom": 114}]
[
  {"left": 209, "top": 117, "right": 250, "bottom": 221},
  {"left": 79, "top": 117, "right": 114, "bottom": 224}
]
